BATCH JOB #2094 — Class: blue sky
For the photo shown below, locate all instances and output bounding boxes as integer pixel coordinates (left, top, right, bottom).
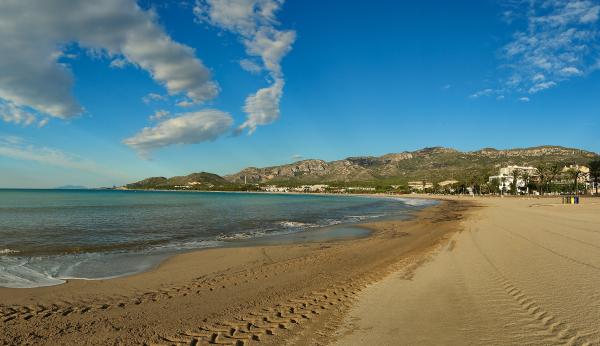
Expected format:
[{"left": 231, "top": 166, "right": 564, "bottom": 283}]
[{"left": 1, "top": 0, "right": 599, "bottom": 188}]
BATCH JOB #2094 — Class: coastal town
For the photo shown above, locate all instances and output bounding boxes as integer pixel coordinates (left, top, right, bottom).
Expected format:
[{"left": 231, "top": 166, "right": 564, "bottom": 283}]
[
  {"left": 254, "top": 162, "right": 600, "bottom": 196},
  {"left": 138, "top": 161, "right": 600, "bottom": 197}
]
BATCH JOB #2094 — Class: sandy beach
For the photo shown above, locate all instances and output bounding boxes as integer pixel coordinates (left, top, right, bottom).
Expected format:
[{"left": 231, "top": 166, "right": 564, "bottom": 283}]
[
  {"left": 3, "top": 196, "right": 599, "bottom": 345},
  {"left": 0, "top": 199, "right": 469, "bottom": 345},
  {"left": 334, "top": 197, "right": 600, "bottom": 345}
]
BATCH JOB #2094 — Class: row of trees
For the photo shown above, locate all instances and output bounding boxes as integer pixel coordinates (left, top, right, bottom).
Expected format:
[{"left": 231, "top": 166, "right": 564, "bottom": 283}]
[
  {"left": 249, "top": 159, "right": 600, "bottom": 196},
  {"left": 427, "top": 160, "right": 600, "bottom": 196}
]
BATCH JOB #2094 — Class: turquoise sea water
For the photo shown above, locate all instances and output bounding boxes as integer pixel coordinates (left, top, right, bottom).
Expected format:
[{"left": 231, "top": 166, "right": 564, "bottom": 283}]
[{"left": 0, "top": 189, "right": 435, "bottom": 288}]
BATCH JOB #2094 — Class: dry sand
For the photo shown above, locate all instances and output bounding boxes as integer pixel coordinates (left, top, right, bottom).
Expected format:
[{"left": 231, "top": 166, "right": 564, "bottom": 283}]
[
  {"left": 333, "top": 197, "right": 600, "bottom": 346},
  {"left": 0, "top": 199, "right": 469, "bottom": 345}
]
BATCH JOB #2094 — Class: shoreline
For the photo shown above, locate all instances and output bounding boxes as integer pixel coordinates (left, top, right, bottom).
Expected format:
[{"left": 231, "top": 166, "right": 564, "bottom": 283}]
[
  {"left": 0, "top": 193, "right": 434, "bottom": 289},
  {"left": 1, "top": 198, "right": 470, "bottom": 345}
]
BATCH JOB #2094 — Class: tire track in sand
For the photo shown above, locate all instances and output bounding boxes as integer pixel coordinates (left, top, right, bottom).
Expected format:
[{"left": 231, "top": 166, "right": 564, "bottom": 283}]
[
  {"left": 469, "top": 230, "right": 597, "bottom": 346},
  {"left": 150, "top": 284, "right": 362, "bottom": 346}
]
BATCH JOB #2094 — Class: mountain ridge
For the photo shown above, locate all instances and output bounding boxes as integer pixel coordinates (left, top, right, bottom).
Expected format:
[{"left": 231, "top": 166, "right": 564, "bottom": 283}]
[
  {"left": 127, "top": 146, "right": 599, "bottom": 189},
  {"left": 224, "top": 145, "right": 598, "bottom": 184}
]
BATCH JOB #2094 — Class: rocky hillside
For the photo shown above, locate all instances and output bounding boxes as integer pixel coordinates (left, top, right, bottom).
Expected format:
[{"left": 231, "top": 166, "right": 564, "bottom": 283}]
[
  {"left": 224, "top": 146, "right": 598, "bottom": 184},
  {"left": 126, "top": 172, "right": 235, "bottom": 190},
  {"left": 125, "top": 146, "right": 598, "bottom": 189}
]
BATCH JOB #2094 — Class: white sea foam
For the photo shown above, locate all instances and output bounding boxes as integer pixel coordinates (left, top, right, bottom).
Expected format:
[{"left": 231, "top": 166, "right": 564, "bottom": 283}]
[
  {"left": 0, "top": 248, "right": 19, "bottom": 255},
  {"left": 391, "top": 197, "right": 438, "bottom": 207},
  {"left": 0, "top": 257, "right": 65, "bottom": 288},
  {"left": 0, "top": 240, "right": 224, "bottom": 288},
  {"left": 278, "top": 221, "right": 310, "bottom": 228},
  {"left": 151, "top": 240, "right": 224, "bottom": 251},
  {"left": 218, "top": 221, "right": 323, "bottom": 241}
]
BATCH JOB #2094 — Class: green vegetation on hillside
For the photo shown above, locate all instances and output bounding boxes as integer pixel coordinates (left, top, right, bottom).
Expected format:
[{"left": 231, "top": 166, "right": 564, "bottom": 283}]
[{"left": 125, "top": 146, "right": 600, "bottom": 194}]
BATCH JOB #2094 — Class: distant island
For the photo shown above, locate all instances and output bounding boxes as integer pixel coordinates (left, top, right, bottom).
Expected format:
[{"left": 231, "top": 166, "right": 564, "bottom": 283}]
[{"left": 123, "top": 145, "right": 600, "bottom": 195}]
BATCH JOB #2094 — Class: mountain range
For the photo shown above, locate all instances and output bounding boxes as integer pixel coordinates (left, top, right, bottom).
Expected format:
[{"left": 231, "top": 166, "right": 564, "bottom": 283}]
[{"left": 126, "top": 146, "right": 599, "bottom": 189}]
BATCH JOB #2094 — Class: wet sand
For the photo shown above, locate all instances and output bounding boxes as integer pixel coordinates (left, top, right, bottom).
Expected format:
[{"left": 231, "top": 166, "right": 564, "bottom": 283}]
[
  {"left": 333, "top": 197, "right": 600, "bottom": 345},
  {"left": 0, "top": 199, "right": 469, "bottom": 345}
]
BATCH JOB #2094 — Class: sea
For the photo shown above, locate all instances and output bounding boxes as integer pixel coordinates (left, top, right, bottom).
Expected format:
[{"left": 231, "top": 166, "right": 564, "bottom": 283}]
[{"left": 0, "top": 189, "right": 436, "bottom": 288}]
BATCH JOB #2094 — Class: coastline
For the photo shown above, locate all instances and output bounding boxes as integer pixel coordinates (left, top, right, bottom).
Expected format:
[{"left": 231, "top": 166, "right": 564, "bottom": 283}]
[
  {"left": 1, "top": 197, "right": 470, "bottom": 345},
  {"left": 0, "top": 192, "right": 433, "bottom": 289}
]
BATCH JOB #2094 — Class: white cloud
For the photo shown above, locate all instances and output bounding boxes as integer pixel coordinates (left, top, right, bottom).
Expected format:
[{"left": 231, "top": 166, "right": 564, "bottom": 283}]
[
  {"left": 528, "top": 81, "right": 557, "bottom": 93},
  {"left": 0, "top": 135, "right": 103, "bottom": 173},
  {"left": 239, "top": 58, "right": 263, "bottom": 74},
  {"left": 0, "top": 101, "right": 49, "bottom": 127},
  {"left": 0, "top": 0, "right": 219, "bottom": 125},
  {"left": 149, "top": 110, "right": 170, "bottom": 121},
  {"left": 142, "top": 93, "right": 167, "bottom": 104},
  {"left": 495, "top": 0, "right": 600, "bottom": 98},
  {"left": 469, "top": 88, "right": 494, "bottom": 99},
  {"left": 37, "top": 118, "right": 50, "bottom": 128},
  {"left": 194, "top": 0, "right": 282, "bottom": 36},
  {"left": 123, "top": 110, "right": 233, "bottom": 157},
  {"left": 519, "top": 96, "right": 531, "bottom": 102},
  {"left": 195, "top": 0, "right": 295, "bottom": 134},
  {"left": 581, "top": 5, "right": 600, "bottom": 23},
  {"left": 560, "top": 66, "right": 583, "bottom": 76},
  {"left": 109, "top": 58, "right": 130, "bottom": 69},
  {"left": 176, "top": 100, "right": 195, "bottom": 108},
  {"left": 241, "top": 78, "right": 284, "bottom": 133},
  {"left": 243, "top": 27, "right": 295, "bottom": 77}
]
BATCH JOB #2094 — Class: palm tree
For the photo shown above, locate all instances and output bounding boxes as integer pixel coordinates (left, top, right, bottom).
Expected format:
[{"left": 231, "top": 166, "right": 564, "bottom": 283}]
[
  {"left": 547, "top": 163, "right": 562, "bottom": 194},
  {"left": 521, "top": 172, "right": 531, "bottom": 195},
  {"left": 489, "top": 178, "right": 500, "bottom": 195},
  {"left": 535, "top": 164, "right": 547, "bottom": 195},
  {"left": 589, "top": 160, "right": 600, "bottom": 195},
  {"left": 566, "top": 168, "right": 581, "bottom": 195},
  {"left": 511, "top": 169, "right": 520, "bottom": 195}
]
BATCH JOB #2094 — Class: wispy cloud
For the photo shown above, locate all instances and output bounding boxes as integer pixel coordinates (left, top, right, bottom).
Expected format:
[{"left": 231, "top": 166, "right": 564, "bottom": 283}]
[
  {"left": 0, "top": 135, "right": 105, "bottom": 174},
  {"left": 472, "top": 0, "right": 600, "bottom": 100},
  {"left": 0, "top": 101, "right": 48, "bottom": 127},
  {"left": 0, "top": 0, "right": 219, "bottom": 125},
  {"left": 469, "top": 88, "right": 495, "bottom": 99},
  {"left": 123, "top": 110, "right": 233, "bottom": 158},
  {"left": 239, "top": 58, "right": 263, "bottom": 74},
  {"left": 148, "top": 110, "right": 170, "bottom": 121},
  {"left": 142, "top": 93, "right": 168, "bottom": 104},
  {"left": 195, "top": 0, "right": 295, "bottom": 134},
  {"left": 109, "top": 58, "right": 130, "bottom": 69}
]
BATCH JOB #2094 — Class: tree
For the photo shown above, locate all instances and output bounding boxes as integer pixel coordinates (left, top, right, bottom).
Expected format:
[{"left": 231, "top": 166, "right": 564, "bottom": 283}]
[
  {"left": 566, "top": 167, "right": 581, "bottom": 195},
  {"left": 489, "top": 178, "right": 500, "bottom": 195},
  {"left": 535, "top": 164, "right": 547, "bottom": 195},
  {"left": 589, "top": 160, "right": 600, "bottom": 195},
  {"left": 511, "top": 169, "right": 520, "bottom": 195},
  {"left": 521, "top": 172, "right": 531, "bottom": 195},
  {"left": 547, "top": 163, "right": 562, "bottom": 194},
  {"left": 500, "top": 176, "right": 507, "bottom": 195}
]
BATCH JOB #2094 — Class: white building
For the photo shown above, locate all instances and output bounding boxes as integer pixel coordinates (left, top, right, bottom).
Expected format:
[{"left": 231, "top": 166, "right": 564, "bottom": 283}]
[
  {"left": 346, "top": 187, "right": 376, "bottom": 192},
  {"left": 489, "top": 165, "right": 538, "bottom": 194},
  {"left": 562, "top": 165, "right": 590, "bottom": 184},
  {"left": 438, "top": 180, "right": 459, "bottom": 193},
  {"left": 408, "top": 181, "right": 433, "bottom": 191},
  {"left": 499, "top": 165, "right": 538, "bottom": 177},
  {"left": 261, "top": 185, "right": 290, "bottom": 192}
]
